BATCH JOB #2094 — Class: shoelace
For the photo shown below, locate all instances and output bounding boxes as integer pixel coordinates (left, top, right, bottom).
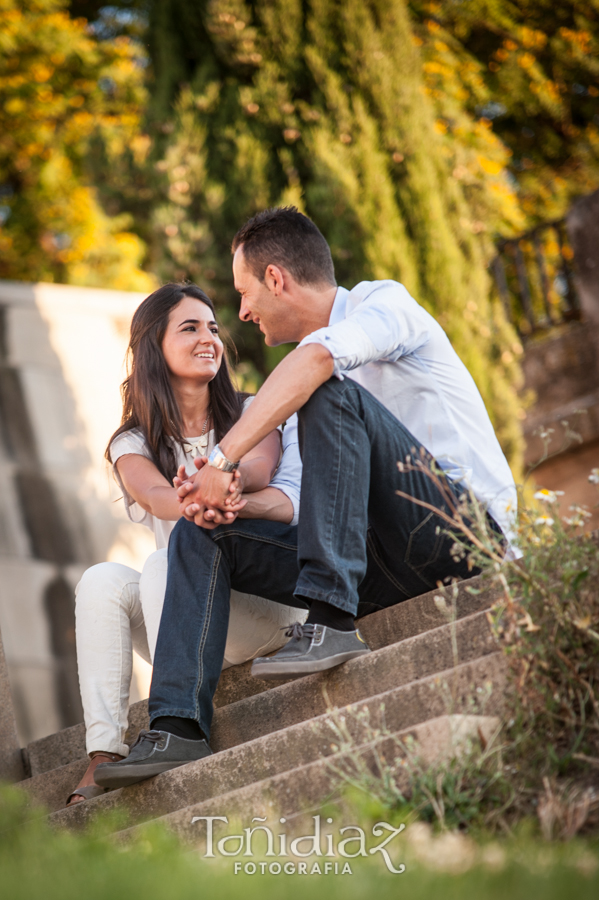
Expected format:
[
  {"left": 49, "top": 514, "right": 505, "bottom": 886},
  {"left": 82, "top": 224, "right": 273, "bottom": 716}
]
[
  {"left": 282, "top": 622, "right": 318, "bottom": 641},
  {"left": 130, "top": 729, "right": 164, "bottom": 749}
]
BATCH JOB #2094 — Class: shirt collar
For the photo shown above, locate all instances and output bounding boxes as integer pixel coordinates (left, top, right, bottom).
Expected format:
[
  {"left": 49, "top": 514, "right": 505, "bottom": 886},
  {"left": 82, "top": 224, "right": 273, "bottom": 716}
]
[{"left": 328, "top": 286, "right": 349, "bottom": 327}]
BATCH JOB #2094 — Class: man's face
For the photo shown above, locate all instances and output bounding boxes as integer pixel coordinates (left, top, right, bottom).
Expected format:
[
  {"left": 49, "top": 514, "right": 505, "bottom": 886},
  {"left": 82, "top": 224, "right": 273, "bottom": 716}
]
[{"left": 233, "top": 246, "right": 296, "bottom": 345}]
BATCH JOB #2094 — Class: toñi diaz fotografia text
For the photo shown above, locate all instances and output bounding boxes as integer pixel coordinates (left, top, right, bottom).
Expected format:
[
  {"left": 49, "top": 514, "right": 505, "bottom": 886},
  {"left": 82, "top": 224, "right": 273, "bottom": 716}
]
[{"left": 191, "top": 815, "right": 406, "bottom": 875}]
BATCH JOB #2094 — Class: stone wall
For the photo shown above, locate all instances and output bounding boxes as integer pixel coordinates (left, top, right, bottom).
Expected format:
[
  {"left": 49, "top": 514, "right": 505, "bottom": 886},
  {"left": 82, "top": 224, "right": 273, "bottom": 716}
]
[
  {"left": 568, "top": 188, "right": 599, "bottom": 327},
  {"left": 0, "top": 281, "right": 154, "bottom": 745},
  {"left": 524, "top": 192, "right": 599, "bottom": 528},
  {"left": 522, "top": 321, "right": 599, "bottom": 466}
]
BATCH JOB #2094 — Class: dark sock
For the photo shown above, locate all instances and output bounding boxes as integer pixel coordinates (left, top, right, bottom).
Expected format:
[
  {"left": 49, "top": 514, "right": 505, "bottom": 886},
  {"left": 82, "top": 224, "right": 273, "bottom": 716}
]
[
  {"left": 151, "top": 716, "right": 206, "bottom": 742},
  {"left": 304, "top": 599, "right": 355, "bottom": 632}
]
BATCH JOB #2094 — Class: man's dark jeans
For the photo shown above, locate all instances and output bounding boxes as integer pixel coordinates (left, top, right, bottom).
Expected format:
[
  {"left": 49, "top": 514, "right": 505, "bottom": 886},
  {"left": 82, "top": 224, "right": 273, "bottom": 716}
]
[{"left": 149, "top": 377, "right": 494, "bottom": 739}]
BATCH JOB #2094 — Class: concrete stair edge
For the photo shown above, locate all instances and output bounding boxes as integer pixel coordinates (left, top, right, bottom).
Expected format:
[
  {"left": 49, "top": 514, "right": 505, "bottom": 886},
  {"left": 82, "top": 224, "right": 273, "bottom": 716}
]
[
  {"left": 22, "top": 608, "right": 496, "bottom": 812},
  {"left": 25, "top": 574, "right": 500, "bottom": 777},
  {"left": 46, "top": 651, "right": 507, "bottom": 832},
  {"left": 116, "top": 709, "right": 503, "bottom": 847},
  {"left": 23, "top": 607, "right": 497, "bottom": 808}
]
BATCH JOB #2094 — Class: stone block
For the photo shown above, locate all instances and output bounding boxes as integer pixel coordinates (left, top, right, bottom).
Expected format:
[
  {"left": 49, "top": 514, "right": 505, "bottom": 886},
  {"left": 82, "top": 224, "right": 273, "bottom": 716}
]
[
  {"left": 0, "top": 628, "right": 25, "bottom": 782},
  {"left": 26, "top": 575, "right": 499, "bottom": 775},
  {"left": 99, "top": 654, "right": 505, "bottom": 843},
  {"left": 43, "top": 639, "right": 504, "bottom": 829}
]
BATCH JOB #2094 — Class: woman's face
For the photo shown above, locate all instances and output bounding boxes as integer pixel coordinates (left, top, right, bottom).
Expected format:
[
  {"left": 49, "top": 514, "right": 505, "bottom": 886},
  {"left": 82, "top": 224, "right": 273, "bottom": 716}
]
[{"left": 161, "top": 296, "right": 224, "bottom": 385}]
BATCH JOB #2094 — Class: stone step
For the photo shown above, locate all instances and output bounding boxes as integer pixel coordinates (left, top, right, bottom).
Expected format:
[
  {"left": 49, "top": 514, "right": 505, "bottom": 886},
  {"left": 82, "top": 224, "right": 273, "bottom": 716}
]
[
  {"left": 45, "top": 648, "right": 505, "bottom": 831},
  {"left": 24, "top": 574, "right": 499, "bottom": 777},
  {"left": 208, "top": 609, "right": 497, "bottom": 754},
  {"left": 22, "top": 606, "right": 496, "bottom": 813},
  {"left": 119, "top": 713, "right": 502, "bottom": 851}
]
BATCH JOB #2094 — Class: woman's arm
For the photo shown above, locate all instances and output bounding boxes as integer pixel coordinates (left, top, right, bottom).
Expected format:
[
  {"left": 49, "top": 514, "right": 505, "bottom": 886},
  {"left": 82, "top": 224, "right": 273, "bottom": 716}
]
[
  {"left": 115, "top": 454, "right": 180, "bottom": 521},
  {"left": 115, "top": 428, "right": 282, "bottom": 522}
]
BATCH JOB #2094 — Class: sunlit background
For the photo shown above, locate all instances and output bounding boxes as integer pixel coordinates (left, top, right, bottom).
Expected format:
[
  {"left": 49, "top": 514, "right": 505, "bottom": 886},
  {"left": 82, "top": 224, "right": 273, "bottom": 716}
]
[{"left": 0, "top": 1, "right": 597, "bottom": 743}]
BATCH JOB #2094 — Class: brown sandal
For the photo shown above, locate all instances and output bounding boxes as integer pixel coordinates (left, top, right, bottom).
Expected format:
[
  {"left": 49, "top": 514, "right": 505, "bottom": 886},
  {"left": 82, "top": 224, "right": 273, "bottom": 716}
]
[
  {"left": 66, "top": 784, "right": 107, "bottom": 805},
  {"left": 65, "top": 751, "right": 123, "bottom": 807}
]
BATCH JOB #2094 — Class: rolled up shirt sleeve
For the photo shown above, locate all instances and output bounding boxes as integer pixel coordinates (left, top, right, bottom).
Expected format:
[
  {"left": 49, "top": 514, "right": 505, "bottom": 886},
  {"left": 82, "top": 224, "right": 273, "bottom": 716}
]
[
  {"left": 269, "top": 414, "right": 301, "bottom": 526},
  {"left": 298, "top": 280, "right": 431, "bottom": 376}
]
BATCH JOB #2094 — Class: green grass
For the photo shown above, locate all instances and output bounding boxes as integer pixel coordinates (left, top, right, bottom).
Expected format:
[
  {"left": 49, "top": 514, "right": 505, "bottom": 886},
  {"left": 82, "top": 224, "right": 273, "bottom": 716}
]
[{"left": 1, "top": 785, "right": 598, "bottom": 899}]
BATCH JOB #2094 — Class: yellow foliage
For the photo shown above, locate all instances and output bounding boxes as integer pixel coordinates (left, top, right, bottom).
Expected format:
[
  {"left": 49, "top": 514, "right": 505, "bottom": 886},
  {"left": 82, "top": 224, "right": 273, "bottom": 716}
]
[
  {"left": 520, "top": 28, "right": 547, "bottom": 50},
  {"left": 477, "top": 156, "right": 503, "bottom": 175},
  {"left": 559, "top": 27, "right": 591, "bottom": 54},
  {"left": 517, "top": 52, "right": 536, "bottom": 69},
  {"left": 0, "top": 0, "right": 152, "bottom": 289}
]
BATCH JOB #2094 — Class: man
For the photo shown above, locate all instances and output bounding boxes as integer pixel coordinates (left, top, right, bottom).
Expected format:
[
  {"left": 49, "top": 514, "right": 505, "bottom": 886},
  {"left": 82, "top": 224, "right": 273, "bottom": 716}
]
[{"left": 96, "top": 207, "right": 516, "bottom": 787}]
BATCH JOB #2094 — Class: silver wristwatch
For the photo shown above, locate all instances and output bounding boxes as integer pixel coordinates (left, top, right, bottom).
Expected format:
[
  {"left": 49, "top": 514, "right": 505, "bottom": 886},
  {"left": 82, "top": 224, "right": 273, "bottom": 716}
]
[{"left": 208, "top": 443, "right": 240, "bottom": 472}]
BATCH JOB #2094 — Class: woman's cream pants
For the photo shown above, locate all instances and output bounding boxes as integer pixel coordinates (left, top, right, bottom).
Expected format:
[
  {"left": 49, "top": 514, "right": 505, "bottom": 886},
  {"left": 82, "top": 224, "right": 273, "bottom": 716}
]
[{"left": 75, "top": 548, "right": 306, "bottom": 756}]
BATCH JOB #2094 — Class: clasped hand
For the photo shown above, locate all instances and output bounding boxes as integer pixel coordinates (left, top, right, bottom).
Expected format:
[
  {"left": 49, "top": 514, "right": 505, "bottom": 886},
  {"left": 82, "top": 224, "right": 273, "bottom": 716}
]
[{"left": 174, "top": 457, "right": 247, "bottom": 528}]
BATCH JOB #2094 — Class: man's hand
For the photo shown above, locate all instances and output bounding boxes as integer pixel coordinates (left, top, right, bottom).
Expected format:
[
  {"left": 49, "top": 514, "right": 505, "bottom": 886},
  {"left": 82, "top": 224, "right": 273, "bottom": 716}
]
[{"left": 174, "top": 459, "right": 245, "bottom": 528}]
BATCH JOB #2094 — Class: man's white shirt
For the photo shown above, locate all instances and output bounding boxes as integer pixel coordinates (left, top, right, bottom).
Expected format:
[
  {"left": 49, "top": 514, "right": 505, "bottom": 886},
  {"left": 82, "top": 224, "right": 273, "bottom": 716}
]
[{"left": 298, "top": 279, "right": 518, "bottom": 548}]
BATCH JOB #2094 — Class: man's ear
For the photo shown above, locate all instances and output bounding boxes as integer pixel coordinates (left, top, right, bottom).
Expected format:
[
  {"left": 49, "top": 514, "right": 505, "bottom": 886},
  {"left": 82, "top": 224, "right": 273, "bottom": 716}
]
[{"left": 264, "top": 264, "right": 285, "bottom": 295}]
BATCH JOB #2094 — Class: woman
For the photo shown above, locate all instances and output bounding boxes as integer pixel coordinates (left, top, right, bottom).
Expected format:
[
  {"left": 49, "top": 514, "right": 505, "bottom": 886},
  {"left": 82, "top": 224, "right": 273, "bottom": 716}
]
[{"left": 68, "top": 283, "right": 304, "bottom": 805}]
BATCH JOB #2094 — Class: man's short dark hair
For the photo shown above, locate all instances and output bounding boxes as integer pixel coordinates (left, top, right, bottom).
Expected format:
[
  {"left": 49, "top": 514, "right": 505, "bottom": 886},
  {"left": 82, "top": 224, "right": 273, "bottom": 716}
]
[{"left": 232, "top": 207, "right": 336, "bottom": 287}]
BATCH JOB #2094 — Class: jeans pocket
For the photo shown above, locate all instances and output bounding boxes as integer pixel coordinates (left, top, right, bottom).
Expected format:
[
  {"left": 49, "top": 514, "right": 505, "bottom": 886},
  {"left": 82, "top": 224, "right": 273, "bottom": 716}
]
[{"left": 404, "top": 512, "right": 444, "bottom": 587}]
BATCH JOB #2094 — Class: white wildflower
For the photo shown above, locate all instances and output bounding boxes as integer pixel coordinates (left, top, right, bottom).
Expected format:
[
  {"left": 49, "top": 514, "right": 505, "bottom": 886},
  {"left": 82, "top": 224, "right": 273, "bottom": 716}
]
[
  {"left": 535, "top": 515, "right": 554, "bottom": 527},
  {"left": 569, "top": 504, "right": 591, "bottom": 518},
  {"left": 533, "top": 489, "right": 564, "bottom": 503},
  {"left": 589, "top": 468, "right": 599, "bottom": 484},
  {"left": 538, "top": 427, "right": 554, "bottom": 440},
  {"left": 564, "top": 505, "right": 592, "bottom": 527}
]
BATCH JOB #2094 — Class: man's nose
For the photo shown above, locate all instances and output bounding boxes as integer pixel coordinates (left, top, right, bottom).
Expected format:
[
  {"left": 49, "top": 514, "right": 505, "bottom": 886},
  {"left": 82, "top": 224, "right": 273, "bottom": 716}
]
[{"left": 239, "top": 298, "right": 252, "bottom": 322}]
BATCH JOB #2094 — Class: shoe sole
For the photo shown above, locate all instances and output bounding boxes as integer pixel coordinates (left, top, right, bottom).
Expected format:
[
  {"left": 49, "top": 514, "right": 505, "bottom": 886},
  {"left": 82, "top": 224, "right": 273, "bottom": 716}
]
[
  {"left": 251, "top": 647, "right": 371, "bottom": 681},
  {"left": 94, "top": 759, "right": 194, "bottom": 789}
]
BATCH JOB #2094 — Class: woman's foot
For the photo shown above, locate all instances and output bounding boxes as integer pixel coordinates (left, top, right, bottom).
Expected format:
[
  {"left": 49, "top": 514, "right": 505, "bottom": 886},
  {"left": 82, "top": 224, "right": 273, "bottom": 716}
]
[{"left": 66, "top": 752, "right": 124, "bottom": 806}]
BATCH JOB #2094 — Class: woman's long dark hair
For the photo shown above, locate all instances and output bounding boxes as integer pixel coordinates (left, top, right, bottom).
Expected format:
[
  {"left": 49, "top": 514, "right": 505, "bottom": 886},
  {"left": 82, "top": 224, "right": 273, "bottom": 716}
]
[{"left": 106, "top": 283, "right": 245, "bottom": 483}]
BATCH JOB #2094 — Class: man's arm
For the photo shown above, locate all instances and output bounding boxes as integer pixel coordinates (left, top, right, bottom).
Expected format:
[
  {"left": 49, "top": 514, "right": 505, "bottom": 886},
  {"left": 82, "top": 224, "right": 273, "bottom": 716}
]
[
  {"left": 237, "top": 486, "right": 293, "bottom": 523},
  {"left": 187, "top": 344, "right": 333, "bottom": 513},
  {"left": 220, "top": 343, "right": 334, "bottom": 462},
  {"left": 181, "top": 344, "right": 333, "bottom": 513}
]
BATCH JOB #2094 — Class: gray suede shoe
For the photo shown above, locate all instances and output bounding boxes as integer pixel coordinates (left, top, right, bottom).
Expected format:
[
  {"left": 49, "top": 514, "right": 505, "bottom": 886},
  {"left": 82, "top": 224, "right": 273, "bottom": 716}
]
[
  {"left": 251, "top": 623, "right": 371, "bottom": 681},
  {"left": 94, "top": 730, "right": 212, "bottom": 789}
]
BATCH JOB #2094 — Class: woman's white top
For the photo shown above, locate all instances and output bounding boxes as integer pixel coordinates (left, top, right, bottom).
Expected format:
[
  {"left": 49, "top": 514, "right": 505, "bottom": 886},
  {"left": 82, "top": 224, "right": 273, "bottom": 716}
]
[{"left": 109, "top": 403, "right": 302, "bottom": 549}]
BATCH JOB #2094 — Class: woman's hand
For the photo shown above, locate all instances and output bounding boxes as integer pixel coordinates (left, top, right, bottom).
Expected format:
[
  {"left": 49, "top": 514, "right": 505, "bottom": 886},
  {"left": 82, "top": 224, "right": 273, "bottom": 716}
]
[
  {"left": 224, "top": 469, "right": 244, "bottom": 507},
  {"left": 174, "top": 457, "right": 246, "bottom": 526},
  {"left": 174, "top": 458, "right": 207, "bottom": 521}
]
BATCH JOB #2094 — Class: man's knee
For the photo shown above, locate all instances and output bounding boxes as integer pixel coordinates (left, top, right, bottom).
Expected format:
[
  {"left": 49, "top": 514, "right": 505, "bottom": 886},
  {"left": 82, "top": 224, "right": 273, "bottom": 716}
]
[
  {"left": 299, "top": 376, "right": 352, "bottom": 422},
  {"left": 169, "top": 516, "right": 214, "bottom": 550}
]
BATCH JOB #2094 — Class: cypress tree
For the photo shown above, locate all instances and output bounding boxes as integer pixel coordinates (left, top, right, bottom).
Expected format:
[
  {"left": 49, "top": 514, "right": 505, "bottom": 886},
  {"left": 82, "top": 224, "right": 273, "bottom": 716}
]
[{"left": 146, "top": 0, "right": 525, "bottom": 470}]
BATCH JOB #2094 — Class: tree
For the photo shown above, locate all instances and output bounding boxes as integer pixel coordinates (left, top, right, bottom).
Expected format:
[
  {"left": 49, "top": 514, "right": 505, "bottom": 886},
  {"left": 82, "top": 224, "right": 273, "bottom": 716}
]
[
  {"left": 410, "top": 1, "right": 599, "bottom": 226},
  {"left": 0, "top": 0, "right": 155, "bottom": 290},
  {"left": 142, "top": 0, "right": 524, "bottom": 469}
]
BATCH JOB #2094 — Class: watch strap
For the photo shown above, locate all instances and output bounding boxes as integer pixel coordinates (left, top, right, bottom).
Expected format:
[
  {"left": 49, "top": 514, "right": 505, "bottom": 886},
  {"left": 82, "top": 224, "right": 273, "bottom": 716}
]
[{"left": 208, "top": 444, "right": 240, "bottom": 472}]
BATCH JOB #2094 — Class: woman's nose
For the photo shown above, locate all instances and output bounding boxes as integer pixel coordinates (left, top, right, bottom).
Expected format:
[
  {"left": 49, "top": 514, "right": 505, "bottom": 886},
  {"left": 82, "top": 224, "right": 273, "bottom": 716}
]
[{"left": 199, "top": 326, "right": 215, "bottom": 343}]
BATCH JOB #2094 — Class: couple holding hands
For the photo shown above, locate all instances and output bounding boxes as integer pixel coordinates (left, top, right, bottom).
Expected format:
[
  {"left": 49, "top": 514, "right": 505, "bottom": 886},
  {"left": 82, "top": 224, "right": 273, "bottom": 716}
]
[{"left": 68, "top": 206, "right": 515, "bottom": 805}]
